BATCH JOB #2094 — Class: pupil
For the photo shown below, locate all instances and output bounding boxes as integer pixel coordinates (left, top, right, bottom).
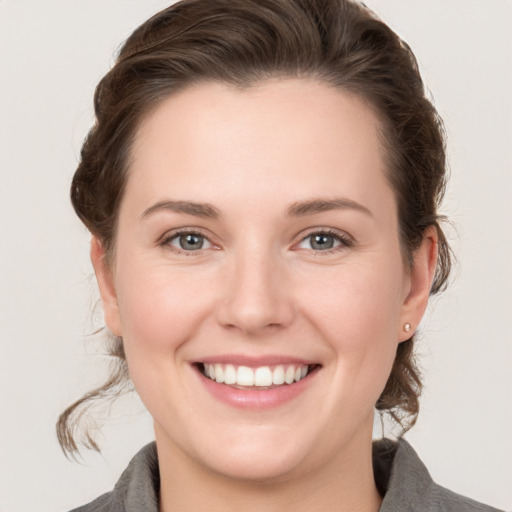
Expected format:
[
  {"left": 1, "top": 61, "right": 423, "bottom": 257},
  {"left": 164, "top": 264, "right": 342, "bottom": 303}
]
[
  {"left": 312, "top": 234, "right": 333, "bottom": 250},
  {"left": 180, "top": 234, "right": 203, "bottom": 250}
]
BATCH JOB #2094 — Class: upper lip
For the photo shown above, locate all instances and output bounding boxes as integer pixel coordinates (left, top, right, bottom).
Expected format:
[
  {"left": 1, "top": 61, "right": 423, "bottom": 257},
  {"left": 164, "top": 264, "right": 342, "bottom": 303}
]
[{"left": 194, "top": 354, "right": 319, "bottom": 367}]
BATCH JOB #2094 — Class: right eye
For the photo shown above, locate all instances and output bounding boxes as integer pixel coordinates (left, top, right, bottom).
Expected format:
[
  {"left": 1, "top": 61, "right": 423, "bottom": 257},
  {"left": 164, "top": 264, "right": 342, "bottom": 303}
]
[{"left": 164, "top": 232, "right": 213, "bottom": 252}]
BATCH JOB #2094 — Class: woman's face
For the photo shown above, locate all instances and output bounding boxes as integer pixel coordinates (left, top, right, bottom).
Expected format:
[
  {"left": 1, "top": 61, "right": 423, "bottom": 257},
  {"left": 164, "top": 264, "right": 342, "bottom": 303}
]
[{"left": 93, "top": 79, "right": 434, "bottom": 482}]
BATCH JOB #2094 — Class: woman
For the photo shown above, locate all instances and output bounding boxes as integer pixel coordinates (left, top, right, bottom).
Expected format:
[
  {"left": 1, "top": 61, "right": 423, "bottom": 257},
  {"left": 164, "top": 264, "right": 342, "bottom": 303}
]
[{"left": 56, "top": 0, "right": 504, "bottom": 510}]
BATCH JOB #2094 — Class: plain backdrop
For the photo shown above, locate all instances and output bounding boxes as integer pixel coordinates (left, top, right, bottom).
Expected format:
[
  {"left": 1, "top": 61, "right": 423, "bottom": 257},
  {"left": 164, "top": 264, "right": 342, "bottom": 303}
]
[{"left": 0, "top": 1, "right": 511, "bottom": 510}]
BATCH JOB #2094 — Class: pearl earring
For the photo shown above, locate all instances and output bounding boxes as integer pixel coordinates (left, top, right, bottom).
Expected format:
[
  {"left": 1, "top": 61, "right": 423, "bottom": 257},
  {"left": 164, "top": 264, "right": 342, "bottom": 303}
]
[{"left": 404, "top": 322, "right": 412, "bottom": 332}]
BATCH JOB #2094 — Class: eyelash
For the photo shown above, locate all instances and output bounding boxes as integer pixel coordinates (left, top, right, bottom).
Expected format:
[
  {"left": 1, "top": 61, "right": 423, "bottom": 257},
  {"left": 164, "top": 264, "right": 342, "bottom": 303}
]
[
  {"left": 295, "top": 228, "right": 354, "bottom": 255},
  {"left": 158, "top": 228, "right": 354, "bottom": 255},
  {"left": 158, "top": 228, "right": 215, "bottom": 256}
]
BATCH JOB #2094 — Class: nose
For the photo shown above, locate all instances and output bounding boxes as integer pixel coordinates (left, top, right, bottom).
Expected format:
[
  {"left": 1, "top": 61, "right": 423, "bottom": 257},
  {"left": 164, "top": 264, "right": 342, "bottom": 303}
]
[{"left": 216, "top": 247, "right": 295, "bottom": 336}]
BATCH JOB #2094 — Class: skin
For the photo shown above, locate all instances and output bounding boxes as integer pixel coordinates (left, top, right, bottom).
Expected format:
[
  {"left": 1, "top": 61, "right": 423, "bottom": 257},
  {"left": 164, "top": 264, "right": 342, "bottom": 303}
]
[{"left": 91, "top": 79, "right": 437, "bottom": 512}]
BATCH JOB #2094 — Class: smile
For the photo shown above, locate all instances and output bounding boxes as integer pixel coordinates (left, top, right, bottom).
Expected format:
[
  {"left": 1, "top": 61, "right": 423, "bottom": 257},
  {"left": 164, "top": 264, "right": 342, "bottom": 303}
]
[
  {"left": 200, "top": 363, "right": 314, "bottom": 388},
  {"left": 193, "top": 359, "right": 321, "bottom": 409}
]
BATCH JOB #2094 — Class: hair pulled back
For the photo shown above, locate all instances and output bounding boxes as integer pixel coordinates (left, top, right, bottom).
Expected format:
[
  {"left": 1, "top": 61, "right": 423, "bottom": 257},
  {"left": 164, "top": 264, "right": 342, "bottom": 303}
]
[{"left": 59, "top": 0, "right": 451, "bottom": 456}]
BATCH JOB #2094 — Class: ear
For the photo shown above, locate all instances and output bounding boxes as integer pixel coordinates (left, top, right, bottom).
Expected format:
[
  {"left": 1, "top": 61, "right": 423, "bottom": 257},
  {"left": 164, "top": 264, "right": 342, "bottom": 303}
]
[
  {"left": 90, "top": 236, "right": 122, "bottom": 337},
  {"left": 398, "top": 226, "right": 438, "bottom": 342}
]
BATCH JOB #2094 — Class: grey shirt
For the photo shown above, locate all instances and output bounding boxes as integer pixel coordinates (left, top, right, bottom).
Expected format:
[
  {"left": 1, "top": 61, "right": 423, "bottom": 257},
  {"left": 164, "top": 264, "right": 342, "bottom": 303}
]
[{"left": 71, "top": 439, "right": 504, "bottom": 511}]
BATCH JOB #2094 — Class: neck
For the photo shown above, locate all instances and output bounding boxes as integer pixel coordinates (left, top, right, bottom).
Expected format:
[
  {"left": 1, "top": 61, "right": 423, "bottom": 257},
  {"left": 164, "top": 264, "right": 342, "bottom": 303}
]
[{"left": 156, "top": 425, "right": 382, "bottom": 512}]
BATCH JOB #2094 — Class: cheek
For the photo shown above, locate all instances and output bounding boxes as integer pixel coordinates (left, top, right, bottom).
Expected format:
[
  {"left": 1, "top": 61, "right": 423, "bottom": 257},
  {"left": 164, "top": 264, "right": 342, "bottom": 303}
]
[
  {"left": 114, "top": 261, "right": 217, "bottom": 356},
  {"left": 303, "top": 257, "right": 404, "bottom": 337},
  {"left": 112, "top": 261, "right": 220, "bottom": 415},
  {"left": 299, "top": 258, "right": 405, "bottom": 389}
]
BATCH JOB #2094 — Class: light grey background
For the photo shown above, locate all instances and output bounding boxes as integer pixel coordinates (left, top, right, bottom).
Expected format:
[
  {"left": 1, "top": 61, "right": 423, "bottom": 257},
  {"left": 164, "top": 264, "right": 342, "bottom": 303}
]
[{"left": 0, "top": 1, "right": 510, "bottom": 510}]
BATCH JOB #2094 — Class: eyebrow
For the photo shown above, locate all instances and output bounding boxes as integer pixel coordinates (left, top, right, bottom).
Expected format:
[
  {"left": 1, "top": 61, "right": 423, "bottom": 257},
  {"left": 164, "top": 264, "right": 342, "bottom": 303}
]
[
  {"left": 286, "top": 198, "right": 373, "bottom": 218},
  {"left": 141, "top": 197, "right": 372, "bottom": 220},
  {"left": 141, "top": 200, "right": 221, "bottom": 220}
]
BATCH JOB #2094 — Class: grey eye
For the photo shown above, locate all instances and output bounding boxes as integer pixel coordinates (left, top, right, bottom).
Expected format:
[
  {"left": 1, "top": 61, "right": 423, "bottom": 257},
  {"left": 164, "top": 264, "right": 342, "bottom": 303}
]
[
  {"left": 298, "top": 233, "right": 343, "bottom": 251},
  {"left": 170, "top": 233, "right": 211, "bottom": 251},
  {"left": 310, "top": 234, "right": 335, "bottom": 250}
]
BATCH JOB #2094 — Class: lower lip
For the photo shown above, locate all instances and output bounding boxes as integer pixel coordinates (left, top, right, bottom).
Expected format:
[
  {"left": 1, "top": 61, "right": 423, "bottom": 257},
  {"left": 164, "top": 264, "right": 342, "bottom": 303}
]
[{"left": 195, "top": 367, "right": 318, "bottom": 409}]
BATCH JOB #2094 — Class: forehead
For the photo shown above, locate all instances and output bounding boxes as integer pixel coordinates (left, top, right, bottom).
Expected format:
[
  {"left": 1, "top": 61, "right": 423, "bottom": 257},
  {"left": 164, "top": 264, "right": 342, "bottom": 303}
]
[{"left": 126, "top": 79, "right": 394, "bottom": 220}]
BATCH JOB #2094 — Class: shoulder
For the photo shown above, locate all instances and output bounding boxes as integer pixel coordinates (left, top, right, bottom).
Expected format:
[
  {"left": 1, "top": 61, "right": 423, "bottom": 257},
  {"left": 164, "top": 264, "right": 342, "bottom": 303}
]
[
  {"left": 430, "top": 484, "right": 505, "bottom": 512},
  {"left": 68, "top": 443, "right": 160, "bottom": 512},
  {"left": 374, "top": 438, "right": 504, "bottom": 512},
  {"left": 69, "top": 492, "right": 113, "bottom": 512}
]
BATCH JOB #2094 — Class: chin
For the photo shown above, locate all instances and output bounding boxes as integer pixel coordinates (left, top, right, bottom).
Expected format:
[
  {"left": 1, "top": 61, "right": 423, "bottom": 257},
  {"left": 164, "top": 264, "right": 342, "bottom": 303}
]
[
  {"left": 160, "top": 419, "right": 319, "bottom": 483},
  {"left": 200, "top": 440, "right": 310, "bottom": 483}
]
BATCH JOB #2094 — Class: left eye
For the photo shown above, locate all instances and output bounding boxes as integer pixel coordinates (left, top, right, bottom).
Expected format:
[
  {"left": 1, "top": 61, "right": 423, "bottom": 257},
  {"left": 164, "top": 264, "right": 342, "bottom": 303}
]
[
  {"left": 168, "top": 233, "right": 212, "bottom": 251},
  {"left": 298, "top": 232, "right": 345, "bottom": 251}
]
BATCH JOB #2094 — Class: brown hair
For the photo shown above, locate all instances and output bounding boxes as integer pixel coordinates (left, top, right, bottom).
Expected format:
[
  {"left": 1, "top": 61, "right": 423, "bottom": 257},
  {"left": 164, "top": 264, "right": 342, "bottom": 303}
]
[{"left": 58, "top": 0, "right": 451, "bottom": 455}]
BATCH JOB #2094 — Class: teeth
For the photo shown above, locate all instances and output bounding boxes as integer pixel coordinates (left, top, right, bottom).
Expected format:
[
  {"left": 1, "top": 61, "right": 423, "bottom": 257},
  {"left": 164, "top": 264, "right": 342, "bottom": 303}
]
[
  {"left": 224, "top": 364, "right": 237, "bottom": 385},
  {"left": 285, "top": 366, "right": 295, "bottom": 384},
  {"left": 273, "top": 365, "right": 285, "bottom": 385},
  {"left": 237, "top": 366, "right": 254, "bottom": 386},
  {"left": 214, "top": 364, "right": 224, "bottom": 383},
  {"left": 255, "top": 366, "right": 273, "bottom": 387},
  {"left": 203, "top": 363, "right": 311, "bottom": 387}
]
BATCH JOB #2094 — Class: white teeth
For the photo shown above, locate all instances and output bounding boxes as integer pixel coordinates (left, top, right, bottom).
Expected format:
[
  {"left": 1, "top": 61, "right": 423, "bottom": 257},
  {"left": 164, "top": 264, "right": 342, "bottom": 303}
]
[
  {"left": 272, "top": 365, "right": 285, "bottom": 385},
  {"left": 237, "top": 366, "right": 254, "bottom": 386},
  {"left": 203, "top": 363, "right": 311, "bottom": 387},
  {"left": 224, "top": 364, "right": 237, "bottom": 385},
  {"left": 254, "top": 366, "right": 273, "bottom": 387},
  {"left": 284, "top": 366, "right": 295, "bottom": 384},
  {"left": 214, "top": 364, "right": 224, "bottom": 383}
]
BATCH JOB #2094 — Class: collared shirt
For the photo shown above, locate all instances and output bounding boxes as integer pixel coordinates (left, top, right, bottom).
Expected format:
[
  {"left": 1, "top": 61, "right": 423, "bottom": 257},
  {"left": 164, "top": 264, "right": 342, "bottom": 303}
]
[{"left": 70, "top": 439, "right": 504, "bottom": 511}]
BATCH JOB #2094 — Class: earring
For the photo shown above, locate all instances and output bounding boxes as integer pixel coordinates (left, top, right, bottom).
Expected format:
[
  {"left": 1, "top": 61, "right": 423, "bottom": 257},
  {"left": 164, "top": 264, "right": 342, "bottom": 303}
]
[{"left": 404, "top": 322, "right": 412, "bottom": 333}]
